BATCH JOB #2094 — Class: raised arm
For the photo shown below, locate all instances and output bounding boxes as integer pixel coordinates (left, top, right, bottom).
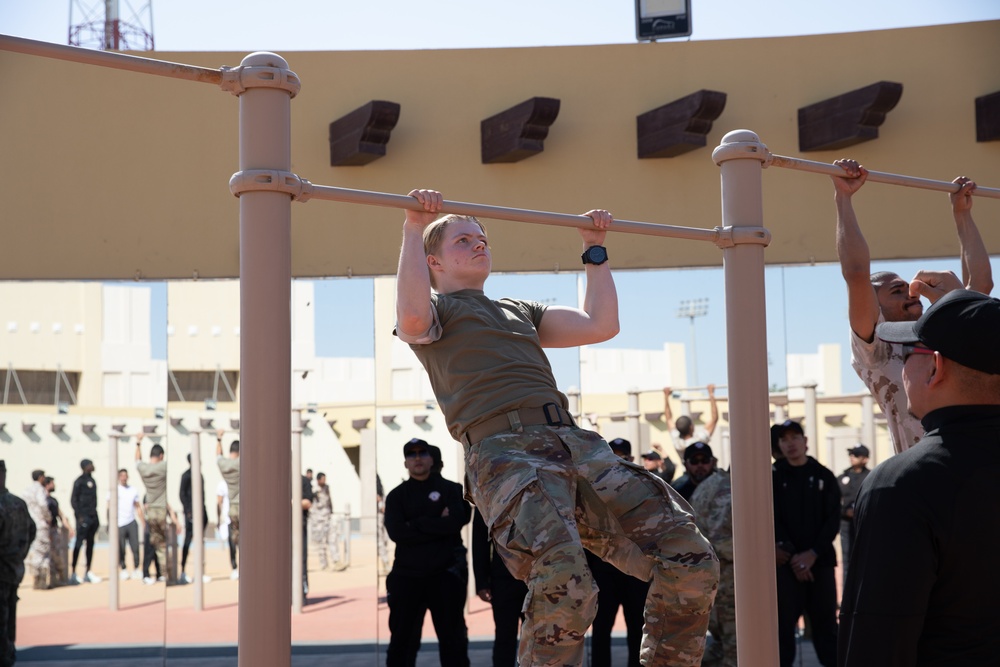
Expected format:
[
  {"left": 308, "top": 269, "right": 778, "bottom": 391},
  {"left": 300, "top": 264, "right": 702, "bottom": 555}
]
[
  {"left": 216, "top": 429, "right": 224, "bottom": 457},
  {"left": 395, "top": 189, "right": 443, "bottom": 339},
  {"left": 833, "top": 159, "right": 880, "bottom": 343},
  {"left": 950, "top": 176, "right": 993, "bottom": 295},
  {"left": 135, "top": 434, "right": 144, "bottom": 462},
  {"left": 704, "top": 383, "right": 719, "bottom": 437},
  {"left": 662, "top": 387, "right": 674, "bottom": 426},
  {"left": 537, "top": 210, "right": 619, "bottom": 347}
]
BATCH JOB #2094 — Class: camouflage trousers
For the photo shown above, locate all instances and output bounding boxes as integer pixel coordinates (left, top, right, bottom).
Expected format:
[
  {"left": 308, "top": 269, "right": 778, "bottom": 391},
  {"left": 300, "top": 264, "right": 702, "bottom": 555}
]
[
  {"left": 49, "top": 527, "right": 67, "bottom": 586},
  {"left": 702, "top": 559, "right": 736, "bottom": 667},
  {"left": 465, "top": 425, "right": 719, "bottom": 667},
  {"left": 309, "top": 513, "right": 341, "bottom": 569},
  {"left": 145, "top": 507, "right": 168, "bottom": 573},
  {"left": 27, "top": 521, "right": 51, "bottom": 588}
]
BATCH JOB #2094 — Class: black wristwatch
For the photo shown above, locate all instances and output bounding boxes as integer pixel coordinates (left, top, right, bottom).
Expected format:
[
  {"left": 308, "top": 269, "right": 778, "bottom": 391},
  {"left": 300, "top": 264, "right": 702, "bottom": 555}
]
[{"left": 581, "top": 245, "right": 608, "bottom": 266}]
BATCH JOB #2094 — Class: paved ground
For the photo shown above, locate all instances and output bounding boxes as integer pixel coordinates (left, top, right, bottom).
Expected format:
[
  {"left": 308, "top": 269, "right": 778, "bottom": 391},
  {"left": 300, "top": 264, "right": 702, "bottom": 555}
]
[{"left": 15, "top": 536, "right": 823, "bottom": 666}]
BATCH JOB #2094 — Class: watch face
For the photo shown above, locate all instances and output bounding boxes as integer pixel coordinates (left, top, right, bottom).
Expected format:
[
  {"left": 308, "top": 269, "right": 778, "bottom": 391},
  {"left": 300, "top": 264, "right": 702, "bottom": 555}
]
[{"left": 585, "top": 246, "right": 608, "bottom": 264}]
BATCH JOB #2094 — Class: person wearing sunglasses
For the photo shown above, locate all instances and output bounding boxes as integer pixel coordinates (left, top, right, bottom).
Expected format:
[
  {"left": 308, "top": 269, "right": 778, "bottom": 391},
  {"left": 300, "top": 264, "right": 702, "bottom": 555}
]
[
  {"left": 839, "top": 289, "right": 1000, "bottom": 666},
  {"left": 383, "top": 438, "right": 472, "bottom": 667},
  {"left": 832, "top": 159, "right": 992, "bottom": 454}
]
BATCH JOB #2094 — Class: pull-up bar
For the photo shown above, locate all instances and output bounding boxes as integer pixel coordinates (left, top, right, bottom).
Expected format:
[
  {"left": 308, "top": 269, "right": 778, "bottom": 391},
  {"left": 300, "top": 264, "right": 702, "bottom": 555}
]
[
  {"left": 765, "top": 152, "right": 1000, "bottom": 199},
  {"left": 0, "top": 33, "right": 223, "bottom": 85},
  {"left": 229, "top": 170, "right": 755, "bottom": 244}
]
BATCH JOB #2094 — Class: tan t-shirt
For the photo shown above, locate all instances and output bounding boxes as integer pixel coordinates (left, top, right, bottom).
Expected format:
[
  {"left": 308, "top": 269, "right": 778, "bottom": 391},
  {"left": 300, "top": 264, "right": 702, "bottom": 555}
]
[
  {"left": 217, "top": 457, "right": 240, "bottom": 507},
  {"left": 850, "top": 313, "right": 924, "bottom": 453},
  {"left": 136, "top": 460, "right": 167, "bottom": 509},
  {"left": 398, "top": 289, "right": 567, "bottom": 441}
]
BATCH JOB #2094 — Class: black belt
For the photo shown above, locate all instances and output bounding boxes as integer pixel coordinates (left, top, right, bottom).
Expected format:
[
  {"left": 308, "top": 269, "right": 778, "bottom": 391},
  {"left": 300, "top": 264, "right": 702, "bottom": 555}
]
[{"left": 462, "top": 403, "right": 575, "bottom": 446}]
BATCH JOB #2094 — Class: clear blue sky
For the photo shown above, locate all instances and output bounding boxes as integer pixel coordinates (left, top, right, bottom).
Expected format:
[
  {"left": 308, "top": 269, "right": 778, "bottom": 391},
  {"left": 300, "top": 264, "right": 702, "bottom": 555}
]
[{"left": 6, "top": 1, "right": 997, "bottom": 394}]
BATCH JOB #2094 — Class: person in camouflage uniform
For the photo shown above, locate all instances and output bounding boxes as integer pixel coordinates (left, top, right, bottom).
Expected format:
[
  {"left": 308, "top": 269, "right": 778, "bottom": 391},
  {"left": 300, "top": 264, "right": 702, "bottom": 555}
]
[
  {"left": 1, "top": 460, "right": 37, "bottom": 667},
  {"left": 689, "top": 465, "right": 735, "bottom": 667},
  {"left": 309, "top": 472, "right": 338, "bottom": 569},
  {"left": 23, "top": 470, "right": 51, "bottom": 590},
  {"left": 395, "top": 190, "right": 718, "bottom": 667}
]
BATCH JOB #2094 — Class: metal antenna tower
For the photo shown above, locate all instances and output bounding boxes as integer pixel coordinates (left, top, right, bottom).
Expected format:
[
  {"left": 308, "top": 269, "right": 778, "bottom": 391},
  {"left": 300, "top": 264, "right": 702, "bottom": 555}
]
[{"left": 69, "top": 0, "right": 154, "bottom": 51}]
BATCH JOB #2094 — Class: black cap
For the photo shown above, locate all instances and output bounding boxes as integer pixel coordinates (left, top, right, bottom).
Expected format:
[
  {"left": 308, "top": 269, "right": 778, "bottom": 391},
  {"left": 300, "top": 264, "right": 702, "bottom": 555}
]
[
  {"left": 773, "top": 419, "right": 804, "bottom": 440},
  {"left": 403, "top": 437, "right": 430, "bottom": 455},
  {"left": 608, "top": 438, "right": 632, "bottom": 456},
  {"left": 876, "top": 289, "right": 1000, "bottom": 375},
  {"left": 80, "top": 458, "right": 94, "bottom": 470},
  {"left": 847, "top": 444, "right": 870, "bottom": 457},
  {"left": 683, "top": 441, "right": 713, "bottom": 461},
  {"left": 640, "top": 450, "right": 662, "bottom": 461}
]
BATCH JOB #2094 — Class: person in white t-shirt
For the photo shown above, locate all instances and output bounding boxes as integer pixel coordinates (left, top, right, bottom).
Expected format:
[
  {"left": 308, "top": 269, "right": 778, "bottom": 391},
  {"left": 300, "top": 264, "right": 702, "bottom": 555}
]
[
  {"left": 108, "top": 469, "right": 144, "bottom": 580},
  {"left": 832, "top": 159, "right": 993, "bottom": 453},
  {"left": 663, "top": 384, "right": 719, "bottom": 460}
]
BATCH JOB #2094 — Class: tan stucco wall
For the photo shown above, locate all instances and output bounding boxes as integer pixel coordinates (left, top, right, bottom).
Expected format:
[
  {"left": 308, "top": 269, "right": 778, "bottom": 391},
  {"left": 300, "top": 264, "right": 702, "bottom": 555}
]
[{"left": 1, "top": 21, "right": 998, "bottom": 281}]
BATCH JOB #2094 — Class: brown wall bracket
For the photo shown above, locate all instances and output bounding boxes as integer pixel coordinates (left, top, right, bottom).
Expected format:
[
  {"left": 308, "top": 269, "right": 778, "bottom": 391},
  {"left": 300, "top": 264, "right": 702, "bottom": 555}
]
[
  {"left": 976, "top": 91, "right": 1000, "bottom": 142},
  {"left": 798, "top": 81, "right": 903, "bottom": 152},
  {"left": 636, "top": 90, "right": 727, "bottom": 159},
  {"left": 329, "top": 100, "right": 401, "bottom": 166},
  {"left": 481, "top": 97, "right": 561, "bottom": 164}
]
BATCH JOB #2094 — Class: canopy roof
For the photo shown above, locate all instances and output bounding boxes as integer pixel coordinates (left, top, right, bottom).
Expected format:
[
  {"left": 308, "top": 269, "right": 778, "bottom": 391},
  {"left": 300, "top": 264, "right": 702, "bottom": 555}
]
[{"left": 1, "top": 21, "right": 997, "bottom": 280}]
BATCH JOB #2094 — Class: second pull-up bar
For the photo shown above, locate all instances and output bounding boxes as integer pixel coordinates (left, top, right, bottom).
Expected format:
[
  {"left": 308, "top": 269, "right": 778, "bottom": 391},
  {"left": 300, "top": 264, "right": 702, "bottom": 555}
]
[{"left": 765, "top": 153, "right": 1000, "bottom": 199}]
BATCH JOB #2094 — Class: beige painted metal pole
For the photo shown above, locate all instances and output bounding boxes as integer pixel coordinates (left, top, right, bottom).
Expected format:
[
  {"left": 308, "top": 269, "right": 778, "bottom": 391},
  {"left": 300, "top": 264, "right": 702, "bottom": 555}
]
[
  {"left": 713, "top": 129, "right": 780, "bottom": 666},
  {"left": 803, "top": 383, "right": 818, "bottom": 457},
  {"left": 0, "top": 33, "right": 223, "bottom": 85},
  {"left": 291, "top": 410, "right": 303, "bottom": 615},
  {"left": 108, "top": 434, "right": 120, "bottom": 611},
  {"left": 767, "top": 153, "right": 1000, "bottom": 199},
  {"left": 236, "top": 52, "right": 295, "bottom": 667},
  {"left": 861, "top": 395, "right": 877, "bottom": 465},
  {"left": 190, "top": 431, "right": 204, "bottom": 611},
  {"left": 626, "top": 389, "right": 641, "bottom": 446}
]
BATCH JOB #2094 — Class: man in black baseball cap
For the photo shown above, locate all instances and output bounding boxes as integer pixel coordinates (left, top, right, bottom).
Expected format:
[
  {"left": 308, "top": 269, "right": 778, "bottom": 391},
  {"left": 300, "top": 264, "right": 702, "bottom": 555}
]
[
  {"left": 671, "top": 442, "right": 716, "bottom": 502},
  {"left": 840, "top": 289, "right": 1000, "bottom": 665}
]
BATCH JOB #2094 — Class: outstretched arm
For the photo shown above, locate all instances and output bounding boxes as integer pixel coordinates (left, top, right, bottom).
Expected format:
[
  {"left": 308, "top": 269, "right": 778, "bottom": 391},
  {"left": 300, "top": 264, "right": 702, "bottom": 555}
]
[
  {"left": 662, "top": 387, "right": 674, "bottom": 426},
  {"left": 951, "top": 176, "right": 993, "bottom": 295},
  {"left": 833, "top": 159, "right": 880, "bottom": 343},
  {"left": 538, "top": 210, "right": 619, "bottom": 347},
  {"left": 704, "top": 383, "right": 719, "bottom": 437},
  {"left": 396, "top": 189, "right": 443, "bottom": 339},
  {"left": 135, "top": 434, "right": 144, "bottom": 462}
]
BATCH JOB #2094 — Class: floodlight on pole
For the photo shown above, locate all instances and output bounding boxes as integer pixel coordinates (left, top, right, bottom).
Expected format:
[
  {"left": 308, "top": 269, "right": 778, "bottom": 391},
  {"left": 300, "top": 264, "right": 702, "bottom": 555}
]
[{"left": 677, "top": 298, "right": 709, "bottom": 387}]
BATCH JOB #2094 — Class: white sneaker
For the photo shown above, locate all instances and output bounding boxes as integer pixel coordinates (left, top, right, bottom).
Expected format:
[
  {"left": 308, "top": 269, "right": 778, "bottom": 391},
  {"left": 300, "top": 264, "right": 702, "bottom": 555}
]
[
  {"left": 84, "top": 571, "right": 102, "bottom": 583},
  {"left": 143, "top": 576, "right": 156, "bottom": 585},
  {"left": 120, "top": 570, "right": 130, "bottom": 581},
  {"left": 131, "top": 569, "right": 143, "bottom": 580},
  {"left": 203, "top": 575, "right": 212, "bottom": 584},
  {"left": 157, "top": 576, "right": 166, "bottom": 582},
  {"left": 229, "top": 569, "right": 239, "bottom": 580},
  {"left": 179, "top": 573, "right": 191, "bottom": 584},
  {"left": 68, "top": 573, "right": 81, "bottom": 585}
]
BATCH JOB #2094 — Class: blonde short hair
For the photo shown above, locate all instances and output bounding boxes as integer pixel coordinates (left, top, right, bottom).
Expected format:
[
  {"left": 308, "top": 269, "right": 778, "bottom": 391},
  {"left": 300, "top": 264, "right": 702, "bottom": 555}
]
[{"left": 422, "top": 215, "right": 487, "bottom": 257}]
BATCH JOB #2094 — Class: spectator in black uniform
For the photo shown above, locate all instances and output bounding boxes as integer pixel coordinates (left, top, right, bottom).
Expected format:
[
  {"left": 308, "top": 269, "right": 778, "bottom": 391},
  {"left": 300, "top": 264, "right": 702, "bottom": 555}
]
[
  {"left": 771, "top": 419, "right": 839, "bottom": 667},
  {"left": 836, "top": 444, "right": 869, "bottom": 588},
  {"left": 301, "top": 472, "right": 313, "bottom": 599},
  {"left": 839, "top": 289, "right": 1000, "bottom": 666},
  {"left": 472, "top": 508, "right": 528, "bottom": 667},
  {"left": 179, "top": 453, "right": 208, "bottom": 584},
  {"left": 384, "top": 437, "right": 471, "bottom": 667},
  {"left": 588, "top": 438, "right": 650, "bottom": 667},
  {"left": 671, "top": 442, "right": 717, "bottom": 502},
  {"left": 70, "top": 459, "right": 99, "bottom": 585}
]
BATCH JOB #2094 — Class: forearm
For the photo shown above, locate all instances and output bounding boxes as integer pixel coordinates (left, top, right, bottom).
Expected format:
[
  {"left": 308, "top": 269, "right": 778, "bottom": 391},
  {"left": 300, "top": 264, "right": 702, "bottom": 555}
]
[
  {"left": 954, "top": 210, "right": 993, "bottom": 294},
  {"left": 580, "top": 262, "right": 620, "bottom": 342},
  {"left": 395, "top": 223, "right": 434, "bottom": 336},
  {"left": 835, "top": 193, "right": 871, "bottom": 280}
]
